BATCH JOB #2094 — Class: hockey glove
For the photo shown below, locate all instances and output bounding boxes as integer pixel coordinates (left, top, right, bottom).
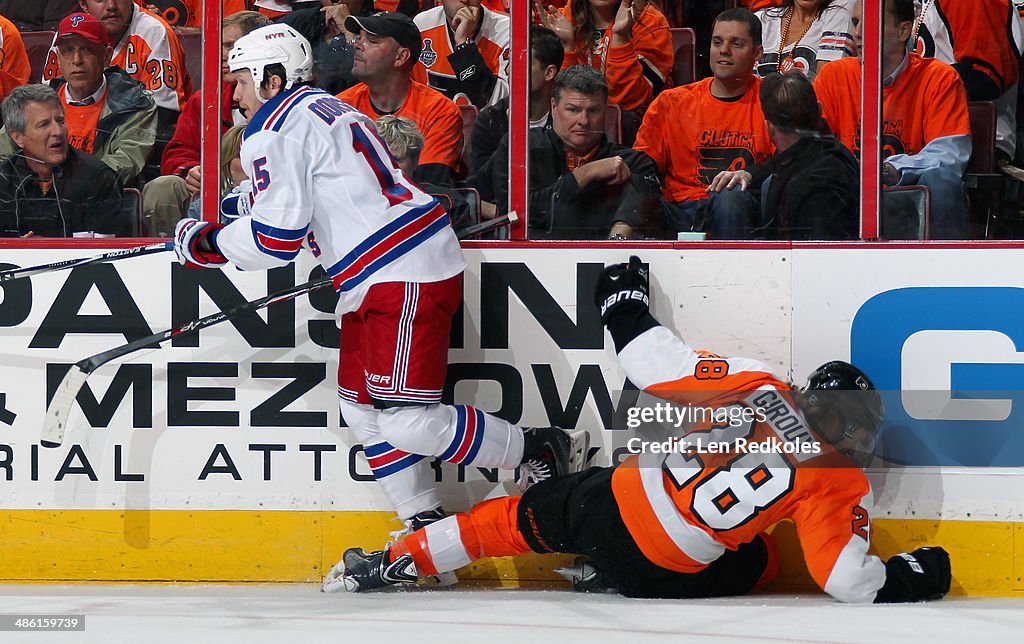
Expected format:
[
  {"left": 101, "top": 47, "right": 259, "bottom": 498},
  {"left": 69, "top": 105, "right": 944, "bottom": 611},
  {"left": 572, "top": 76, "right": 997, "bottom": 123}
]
[
  {"left": 174, "top": 217, "right": 227, "bottom": 268},
  {"left": 593, "top": 256, "right": 658, "bottom": 352},
  {"left": 874, "top": 546, "right": 951, "bottom": 603},
  {"left": 220, "top": 180, "right": 253, "bottom": 222}
]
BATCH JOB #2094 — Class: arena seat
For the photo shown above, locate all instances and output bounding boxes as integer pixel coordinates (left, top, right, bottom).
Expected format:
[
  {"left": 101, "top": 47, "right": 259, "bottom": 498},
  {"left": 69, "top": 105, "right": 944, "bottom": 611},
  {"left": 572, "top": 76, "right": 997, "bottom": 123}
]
[
  {"left": 669, "top": 27, "right": 696, "bottom": 86},
  {"left": 459, "top": 104, "right": 478, "bottom": 171},
  {"left": 179, "top": 30, "right": 203, "bottom": 91},
  {"left": 22, "top": 31, "right": 55, "bottom": 82}
]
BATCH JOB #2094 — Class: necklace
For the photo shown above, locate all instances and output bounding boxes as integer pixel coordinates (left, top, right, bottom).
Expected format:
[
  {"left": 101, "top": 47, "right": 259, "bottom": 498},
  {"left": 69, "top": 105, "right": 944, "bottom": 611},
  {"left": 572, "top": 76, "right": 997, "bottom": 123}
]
[{"left": 777, "top": 6, "right": 821, "bottom": 73}]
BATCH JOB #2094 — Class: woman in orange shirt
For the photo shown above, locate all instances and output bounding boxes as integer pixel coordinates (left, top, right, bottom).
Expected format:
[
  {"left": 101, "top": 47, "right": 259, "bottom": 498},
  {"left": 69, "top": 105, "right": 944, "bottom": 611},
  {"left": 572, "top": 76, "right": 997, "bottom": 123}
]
[{"left": 535, "top": 0, "right": 673, "bottom": 114}]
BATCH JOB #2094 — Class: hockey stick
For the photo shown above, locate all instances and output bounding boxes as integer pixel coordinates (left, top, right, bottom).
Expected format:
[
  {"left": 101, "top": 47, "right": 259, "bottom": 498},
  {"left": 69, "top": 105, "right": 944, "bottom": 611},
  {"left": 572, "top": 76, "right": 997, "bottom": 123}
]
[
  {"left": 0, "top": 241, "right": 174, "bottom": 283},
  {"left": 458, "top": 211, "right": 519, "bottom": 239},
  {"left": 41, "top": 276, "right": 335, "bottom": 447},
  {"left": 39, "top": 214, "right": 521, "bottom": 447}
]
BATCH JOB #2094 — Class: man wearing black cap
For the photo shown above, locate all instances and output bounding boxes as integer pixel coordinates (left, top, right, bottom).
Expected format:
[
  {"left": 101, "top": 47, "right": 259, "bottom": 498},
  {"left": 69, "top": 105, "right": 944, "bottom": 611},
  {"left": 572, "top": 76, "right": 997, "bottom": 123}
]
[{"left": 337, "top": 11, "right": 465, "bottom": 186}]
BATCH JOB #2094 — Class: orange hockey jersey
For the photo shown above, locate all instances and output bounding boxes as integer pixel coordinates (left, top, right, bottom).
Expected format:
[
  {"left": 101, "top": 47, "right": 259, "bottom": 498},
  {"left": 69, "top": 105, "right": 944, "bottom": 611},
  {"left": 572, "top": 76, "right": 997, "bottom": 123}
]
[
  {"left": 337, "top": 81, "right": 464, "bottom": 174},
  {"left": 814, "top": 54, "right": 970, "bottom": 160},
  {"left": 561, "top": 3, "right": 673, "bottom": 112},
  {"left": 0, "top": 14, "right": 30, "bottom": 101},
  {"left": 611, "top": 325, "right": 886, "bottom": 603},
  {"left": 413, "top": 5, "right": 510, "bottom": 108},
  {"left": 43, "top": 5, "right": 192, "bottom": 112},
  {"left": 634, "top": 76, "right": 772, "bottom": 203}
]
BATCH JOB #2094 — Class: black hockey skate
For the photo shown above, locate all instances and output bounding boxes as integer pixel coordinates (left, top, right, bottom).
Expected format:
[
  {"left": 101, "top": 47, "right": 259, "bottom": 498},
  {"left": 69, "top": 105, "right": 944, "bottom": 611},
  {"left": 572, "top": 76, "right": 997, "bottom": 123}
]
[
  {"left": 322, "top": 545, "right": 419, "bottom": 593},
  {"left": 554, "top": 557, "right": 614, "bottom": 593},
  {"left": 517, "top": 427, "right": 591, "bottom": 491}
]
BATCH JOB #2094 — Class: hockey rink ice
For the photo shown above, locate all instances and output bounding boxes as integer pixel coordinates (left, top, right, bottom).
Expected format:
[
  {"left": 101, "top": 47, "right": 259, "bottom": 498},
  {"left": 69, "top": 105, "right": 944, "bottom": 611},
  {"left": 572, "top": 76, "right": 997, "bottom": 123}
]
[{"left": 1, "top": 585, "right": 1022, "bottom": 642}]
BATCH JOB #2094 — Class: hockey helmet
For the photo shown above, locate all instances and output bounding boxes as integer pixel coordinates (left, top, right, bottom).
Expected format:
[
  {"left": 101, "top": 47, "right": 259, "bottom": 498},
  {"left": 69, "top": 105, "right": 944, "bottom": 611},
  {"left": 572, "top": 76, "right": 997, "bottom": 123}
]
[
  {"left": 228, "top": 24, "right": 313, "bottom": 97},
  {"left": 801, "top": 361, "right": 884, "bottom": 459}
]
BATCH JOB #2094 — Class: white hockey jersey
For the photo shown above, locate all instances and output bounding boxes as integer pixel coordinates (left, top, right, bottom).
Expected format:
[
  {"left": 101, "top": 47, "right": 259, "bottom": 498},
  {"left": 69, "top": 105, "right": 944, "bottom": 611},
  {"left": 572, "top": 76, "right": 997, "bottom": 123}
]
[{"left": 216, "top": 85, "right": 466, "bottom": 314}]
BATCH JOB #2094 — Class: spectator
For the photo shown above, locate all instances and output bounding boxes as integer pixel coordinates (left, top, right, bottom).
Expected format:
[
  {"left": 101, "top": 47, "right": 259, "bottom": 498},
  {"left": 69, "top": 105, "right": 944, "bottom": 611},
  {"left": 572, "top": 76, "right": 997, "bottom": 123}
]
[
  {"left": 915, "top": 0, "right": 1023, "bottom": 164},
  {"left": 142, "top": 10, "right": 270, "bottom": 237},
  {"left": 371, "top": 1, "right": 424, "bottom": 17},
  {"left": 710, "top": 71, "right": 859, "bottom": 239},
  {"left": 0, "top": 13, "right": 30, "bottom": 103},
  {"left": 255, "top": 1, "right": 327, "bottom": 21},
  {"left": 413, "top": 0, "right": 510, "bottom": 108},
  {"left": 635, "top": 8, "right": 772, "bottom": 239},
  {"left": 814, "top": 0, "right": 971, "bottom": 239},
  {"left": 279, "top": 0, "right": 380, "bottom": 95},
  {"left": 338, "top": 11, "right": 464, "bottom": 186},
  {"left": 1, "top": 12, "right": 156, "bottom": 186},
  {"left": 0, "top": 1, "right": 79, "bottom": 31},
  {"left": 137, "top": 1, "right": 249, "bottom": 29},
  {"left": 0, "top": 84, "right": 126, "bottom": 237},
  {"left": 41, "top": 1, "right": 192, "bottom": 116},
  {"left": 469, "top": 25, "right": 562, "bottom": 174},
  {"left": 740, "top": 0, "right": 782, "bottom": 11},
  {"left": 535, "top": 0, "right": 673, "bottom": 117},
  {"left": 755, "top": 0, "right": 855, "bottom": 81},
  {"left": 376, "top": 115, "right": 475, "bottom": 232},
  {"left": 186, "top": 123, "right": 248, "bottom": 222},
  {"left": 490, "top": 65, "right": 662, "bottom": 240}
]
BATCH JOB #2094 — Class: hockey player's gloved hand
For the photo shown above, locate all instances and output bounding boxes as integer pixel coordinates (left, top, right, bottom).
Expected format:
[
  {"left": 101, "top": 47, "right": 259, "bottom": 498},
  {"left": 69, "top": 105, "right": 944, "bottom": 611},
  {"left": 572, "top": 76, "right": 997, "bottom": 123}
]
[
  {"left": 593, "top": 256, "right": 658, "bottom": 353},
  {"left": 594, "top": 255, "right": 649, "bottom": 325},
  {"left": 174, "top": 217, "right": 228, "bottom": 269},
  {"left": 220, "top": 180, "right": 253, "bottom": 222},
  {"left": 874, "top": 546, "right": 951, "bottom": 603}
]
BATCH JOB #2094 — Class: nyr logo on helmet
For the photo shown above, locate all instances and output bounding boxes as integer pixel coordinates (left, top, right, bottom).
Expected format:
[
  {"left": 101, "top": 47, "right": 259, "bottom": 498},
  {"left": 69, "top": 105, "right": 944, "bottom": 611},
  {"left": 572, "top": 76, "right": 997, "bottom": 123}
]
[
  {"left": 71, "top": 14, "right": 85, "bottom": 28},
  {"left": 851, "top": 287, "right": 1024, "bottom": 466}
]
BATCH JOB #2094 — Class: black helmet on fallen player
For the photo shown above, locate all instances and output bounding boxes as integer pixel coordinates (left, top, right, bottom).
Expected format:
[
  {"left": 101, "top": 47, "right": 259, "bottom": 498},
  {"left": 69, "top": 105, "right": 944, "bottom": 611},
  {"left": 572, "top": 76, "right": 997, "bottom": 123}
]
[{"left": 800, "top": 361, "right": 884, "bottom": 463}]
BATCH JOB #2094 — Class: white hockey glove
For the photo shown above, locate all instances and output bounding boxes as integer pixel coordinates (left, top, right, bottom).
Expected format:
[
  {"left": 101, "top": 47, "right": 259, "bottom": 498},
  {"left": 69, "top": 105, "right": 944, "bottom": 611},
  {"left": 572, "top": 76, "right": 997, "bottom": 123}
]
[{"left": 174, "top": 217, "right": 227, "bottom": 269}]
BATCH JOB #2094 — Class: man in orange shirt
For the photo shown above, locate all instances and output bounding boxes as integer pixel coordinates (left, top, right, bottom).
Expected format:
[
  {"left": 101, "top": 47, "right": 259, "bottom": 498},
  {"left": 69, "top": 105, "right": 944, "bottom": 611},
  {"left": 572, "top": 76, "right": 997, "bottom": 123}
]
[
  {"left": 635, "top": 8, "right": 772, "bottom": 239},
  {"left": 332, "top": 255, "right": 952, "bottom": 605},
  {"left": 338, "top": 11, "right": 464, "bottom": 186},
  {"left": 0, "top": 14, "right": 30, "bottom": 104},
  {"left": 814, "top": 0, "right": 971, "bottom": 239}
]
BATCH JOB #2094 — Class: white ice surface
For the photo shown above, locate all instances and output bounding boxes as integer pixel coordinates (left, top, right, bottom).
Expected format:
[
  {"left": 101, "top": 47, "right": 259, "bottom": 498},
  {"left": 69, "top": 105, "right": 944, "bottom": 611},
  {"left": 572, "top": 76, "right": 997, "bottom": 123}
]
[{"left": 0, "top": 585, "right": 1022, "bottom": 643}]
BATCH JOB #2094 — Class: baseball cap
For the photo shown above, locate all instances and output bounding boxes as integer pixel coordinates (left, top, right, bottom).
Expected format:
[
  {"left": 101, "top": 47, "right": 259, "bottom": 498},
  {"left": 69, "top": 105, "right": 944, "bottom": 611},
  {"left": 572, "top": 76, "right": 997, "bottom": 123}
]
[
  {"left": 56, "top": 12, "right": 109, "bottom": 47},
  {"left": 345, "top": 11, "right": 422, "bottom": 60}
]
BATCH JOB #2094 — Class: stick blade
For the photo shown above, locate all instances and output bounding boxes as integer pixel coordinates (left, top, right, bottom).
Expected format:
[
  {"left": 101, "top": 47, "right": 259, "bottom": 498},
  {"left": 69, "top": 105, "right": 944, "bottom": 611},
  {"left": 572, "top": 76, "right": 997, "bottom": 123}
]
[{"left": 41, "top": 366, "right": 89, "bottom": 448}]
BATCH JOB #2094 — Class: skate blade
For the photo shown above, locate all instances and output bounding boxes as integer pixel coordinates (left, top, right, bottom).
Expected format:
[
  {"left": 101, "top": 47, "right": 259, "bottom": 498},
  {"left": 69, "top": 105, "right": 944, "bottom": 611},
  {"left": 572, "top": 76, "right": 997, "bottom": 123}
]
[{"left": 566, "top": 430, "right": 591, "bottom": 473}]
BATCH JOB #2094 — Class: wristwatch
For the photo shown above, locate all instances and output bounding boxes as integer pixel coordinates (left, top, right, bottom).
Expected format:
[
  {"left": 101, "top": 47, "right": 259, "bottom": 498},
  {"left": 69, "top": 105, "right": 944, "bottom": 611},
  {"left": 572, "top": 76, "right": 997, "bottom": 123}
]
[{"left": 608, "top": 233, "right": 629, "bottom": 241}]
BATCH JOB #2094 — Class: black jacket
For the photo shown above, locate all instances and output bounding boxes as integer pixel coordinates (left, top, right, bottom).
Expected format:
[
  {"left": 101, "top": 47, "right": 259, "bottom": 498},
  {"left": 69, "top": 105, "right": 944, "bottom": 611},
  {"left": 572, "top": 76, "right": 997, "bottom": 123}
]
[
  {"left": 0, "top": 148, "right": 126, "bottom": 238},
  {"left": 490, "top": 127, "right": 663, "bottom": 239},
  {"left": 753, "top": 136, "right": 860, "bottom": 240}
]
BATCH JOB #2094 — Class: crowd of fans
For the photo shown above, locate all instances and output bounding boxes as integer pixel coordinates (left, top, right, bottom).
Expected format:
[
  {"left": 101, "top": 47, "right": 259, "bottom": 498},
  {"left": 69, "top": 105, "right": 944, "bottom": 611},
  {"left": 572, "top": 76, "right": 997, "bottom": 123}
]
[{"left": 1, "top": 0, "right": 1023, "bottom": 240}]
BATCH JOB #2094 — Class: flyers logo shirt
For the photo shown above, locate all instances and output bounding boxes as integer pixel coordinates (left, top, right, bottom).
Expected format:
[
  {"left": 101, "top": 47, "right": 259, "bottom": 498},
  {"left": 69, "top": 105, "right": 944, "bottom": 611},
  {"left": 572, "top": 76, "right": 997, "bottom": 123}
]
[{"left": 635, "top": 77, "right": 773, "bottom": 203}]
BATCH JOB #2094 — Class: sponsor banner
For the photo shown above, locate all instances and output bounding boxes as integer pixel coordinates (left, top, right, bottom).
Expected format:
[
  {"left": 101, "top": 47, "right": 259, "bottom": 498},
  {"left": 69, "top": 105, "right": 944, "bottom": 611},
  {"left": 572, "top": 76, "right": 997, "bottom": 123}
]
[{"left": 2, "top": 246, "right": 1024, "bottom": 521}]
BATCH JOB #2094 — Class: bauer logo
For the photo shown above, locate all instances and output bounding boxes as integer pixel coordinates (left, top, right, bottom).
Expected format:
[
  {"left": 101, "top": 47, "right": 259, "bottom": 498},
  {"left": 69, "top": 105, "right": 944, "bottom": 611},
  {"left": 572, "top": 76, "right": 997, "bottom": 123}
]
[{"left": 851, "top": 287, "right": 1024, "bottom": 466}]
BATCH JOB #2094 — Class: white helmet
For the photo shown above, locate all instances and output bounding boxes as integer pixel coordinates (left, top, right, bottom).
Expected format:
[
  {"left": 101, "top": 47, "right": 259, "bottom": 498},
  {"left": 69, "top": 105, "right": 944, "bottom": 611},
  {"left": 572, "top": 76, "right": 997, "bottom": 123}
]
[{"left": 228, "top": 24, "right": 313, "bottom": 99}]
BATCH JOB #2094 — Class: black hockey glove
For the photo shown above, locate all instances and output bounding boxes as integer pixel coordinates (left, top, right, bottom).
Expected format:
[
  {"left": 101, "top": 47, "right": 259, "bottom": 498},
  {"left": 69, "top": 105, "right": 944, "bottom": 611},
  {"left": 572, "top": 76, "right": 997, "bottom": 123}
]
[
  {"left": 874, "top": 546, "right": 951, "bottom": 603},
  {"left": 593, "top": 256, "right": 658, "bottom": 353}
]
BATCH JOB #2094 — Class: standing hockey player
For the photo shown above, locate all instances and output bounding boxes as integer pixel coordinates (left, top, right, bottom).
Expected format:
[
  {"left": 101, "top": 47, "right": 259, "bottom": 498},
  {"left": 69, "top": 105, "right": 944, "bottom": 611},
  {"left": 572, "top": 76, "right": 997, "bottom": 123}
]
[
  {"left": 336, "top": 257, "right": 952, "bottom": 604},
  {"left": 171, "top": 23, "right": 587, "bottom": 580}
]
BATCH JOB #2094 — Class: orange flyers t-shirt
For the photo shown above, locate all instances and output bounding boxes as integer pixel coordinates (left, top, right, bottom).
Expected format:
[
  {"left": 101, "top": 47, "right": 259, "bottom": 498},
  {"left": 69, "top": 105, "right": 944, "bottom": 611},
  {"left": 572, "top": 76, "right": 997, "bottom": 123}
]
[
  {"left": 338, "top": 81, "right": 464, "bottom": 173},
  {"left": 0, "top": 15, "right": 30, "bottom": 100},
  {"left": 635, "top": 76, "right": 773, "bottom": 203},
  {"left": 814, "top": 54, "right": 971, "bottom": 159},
  {"left": 61, "top": 90, "right": 106, "bottom": 155}
]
